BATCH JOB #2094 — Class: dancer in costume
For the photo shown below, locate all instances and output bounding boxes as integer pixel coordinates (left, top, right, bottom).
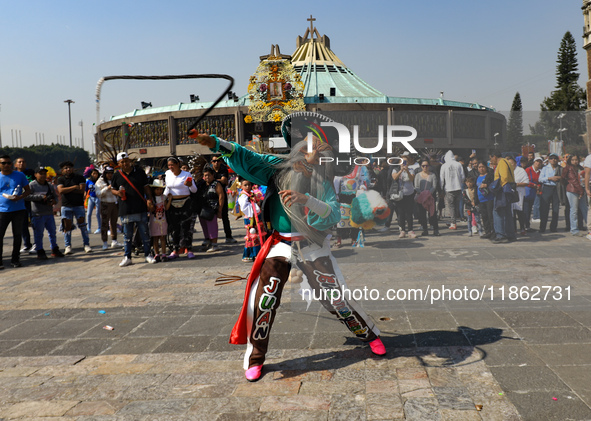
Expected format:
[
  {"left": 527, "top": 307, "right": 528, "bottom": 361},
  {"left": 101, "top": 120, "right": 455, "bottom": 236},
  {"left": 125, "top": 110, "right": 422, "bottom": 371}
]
[
  {"left": 334, "top": 164, "right": 371, "bottom": 247},
  {"left": 191, "top": 112, "right": 386, "bottom": 382}
]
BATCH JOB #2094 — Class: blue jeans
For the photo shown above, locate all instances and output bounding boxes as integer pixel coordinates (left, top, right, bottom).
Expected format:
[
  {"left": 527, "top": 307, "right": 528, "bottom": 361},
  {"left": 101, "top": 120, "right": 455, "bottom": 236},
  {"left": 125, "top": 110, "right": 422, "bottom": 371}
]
[
  {"left": 61, "top": 206, "right": 89, "bottom": 247},
  {"left": 539, "top": 185, "right": 559, "bottom": 232},
  {"left": 566, "top": 192, "right": 589, "bottom": 234},
  {"left": 523, "top": 197, "right": 535, "bottom": 229},
  {"left": 86, "top": 196, "right": 101, "bottom": 232},
  {"left": 31, "top": 215, "right": 58, "bottom": 251},
  {"left": 532, "top": 194, "right": 540, "bottom": 219},
  {"left": 493, "top": 204, "right": 515, "bottom": 240},
  {"left": 121, "top": 212, "right": 151, "bottom": 258}
]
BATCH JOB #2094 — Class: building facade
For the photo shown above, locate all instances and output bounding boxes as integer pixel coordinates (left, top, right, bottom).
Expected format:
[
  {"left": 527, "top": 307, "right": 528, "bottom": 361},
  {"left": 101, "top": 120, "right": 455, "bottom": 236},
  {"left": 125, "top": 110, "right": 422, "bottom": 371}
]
[{"left": 95, "top": 20, "right": 506, "bottom": 163}]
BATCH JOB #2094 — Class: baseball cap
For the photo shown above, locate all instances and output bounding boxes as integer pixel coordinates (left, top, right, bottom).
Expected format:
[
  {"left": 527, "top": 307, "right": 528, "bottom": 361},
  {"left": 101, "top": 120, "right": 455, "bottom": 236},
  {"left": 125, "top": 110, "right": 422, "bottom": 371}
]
[
  {"left": 104, "top": 166, "right": 114, "bottom": 172},
  {"left": 533, "top": 157, "right": 544, "bottom": 163},
  {"left": 548, "top": 153, "right": 559, "bottom": 159},
  {"left": 117, "top": 152, "right": 130, "bottom": 161},
  {"left": 34, "top": 166, "right": 48, "bottom": 173}
]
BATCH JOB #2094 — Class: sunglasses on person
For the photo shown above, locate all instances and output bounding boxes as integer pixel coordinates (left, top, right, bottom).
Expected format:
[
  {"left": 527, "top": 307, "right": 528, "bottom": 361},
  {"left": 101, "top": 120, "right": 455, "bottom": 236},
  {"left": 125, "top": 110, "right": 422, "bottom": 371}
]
[
  {"left": 0, "top": 161, "right": 12, "bottom": 165},
  {"left": 421, "top": 165, "right": 429, "bottom": 168}
]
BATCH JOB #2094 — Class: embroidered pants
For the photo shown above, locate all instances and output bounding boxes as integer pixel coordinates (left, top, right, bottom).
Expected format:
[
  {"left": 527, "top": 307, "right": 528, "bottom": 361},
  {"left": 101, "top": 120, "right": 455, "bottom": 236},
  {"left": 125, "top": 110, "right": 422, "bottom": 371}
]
[{"left": 243, "top": 239, "right": 379, "bottom": 369}]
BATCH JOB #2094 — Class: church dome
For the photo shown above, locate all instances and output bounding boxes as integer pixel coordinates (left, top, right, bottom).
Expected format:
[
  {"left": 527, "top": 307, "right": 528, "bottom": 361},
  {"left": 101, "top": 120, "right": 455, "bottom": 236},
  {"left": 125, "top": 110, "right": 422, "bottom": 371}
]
[{"left": 291, "top": 16, "right": 384, "bottom": 99}]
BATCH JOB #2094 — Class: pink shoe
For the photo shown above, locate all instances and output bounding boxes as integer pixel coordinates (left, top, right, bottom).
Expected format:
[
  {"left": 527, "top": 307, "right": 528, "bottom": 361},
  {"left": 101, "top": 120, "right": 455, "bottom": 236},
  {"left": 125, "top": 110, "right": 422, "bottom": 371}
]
[
  {"left": 245, "top": 365, "right": 263, "bottom": 382},
  {"left": 167, "top": 251, "right": 178, "bottom": 259},
  {"left": 369, "top": 337, "right": 386, "bottom": 356}
]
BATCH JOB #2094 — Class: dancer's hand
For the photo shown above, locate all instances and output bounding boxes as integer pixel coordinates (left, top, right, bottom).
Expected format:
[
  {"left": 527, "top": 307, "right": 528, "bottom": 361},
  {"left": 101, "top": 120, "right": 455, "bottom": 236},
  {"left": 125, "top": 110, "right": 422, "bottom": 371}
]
[
  {"left": 190, "top": 130, "right": 216, "bottom": 148},
  {"left": 279, "top": 190, "right": 307, "bottom": 207}
]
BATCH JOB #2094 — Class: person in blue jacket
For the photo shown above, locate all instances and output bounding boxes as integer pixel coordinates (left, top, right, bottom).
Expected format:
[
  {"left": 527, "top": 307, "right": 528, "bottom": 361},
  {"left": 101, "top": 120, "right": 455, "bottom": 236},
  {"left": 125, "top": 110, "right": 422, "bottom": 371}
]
[{"left": 192, "top": 112, "right": 385, "bottom": 382}]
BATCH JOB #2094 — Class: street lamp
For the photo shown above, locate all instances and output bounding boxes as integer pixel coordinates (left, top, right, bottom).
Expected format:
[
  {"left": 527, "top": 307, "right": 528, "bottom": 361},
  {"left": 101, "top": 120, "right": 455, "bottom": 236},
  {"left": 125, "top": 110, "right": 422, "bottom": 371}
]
[
  {"left": 493, "top": 132, "right": 500, "bottom": 149},
  {"left": 79, "top": 120, "right": 84, "bottom": 150},
  {"left": 64, "top": 99, "right": 75, "bottom": 147}
]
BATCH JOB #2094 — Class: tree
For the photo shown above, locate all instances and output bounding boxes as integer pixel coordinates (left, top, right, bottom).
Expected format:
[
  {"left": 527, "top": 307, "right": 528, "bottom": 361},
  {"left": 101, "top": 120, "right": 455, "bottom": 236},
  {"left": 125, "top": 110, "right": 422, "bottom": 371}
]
[
  {"left": 506, "top": 92, "right": 523, "bottom": 150},
  {"left": 534, "top": 31, "right": 587, "bottom": 145},
  {"left": 0, "top": 144, "right": 90, "bottom": 172}
]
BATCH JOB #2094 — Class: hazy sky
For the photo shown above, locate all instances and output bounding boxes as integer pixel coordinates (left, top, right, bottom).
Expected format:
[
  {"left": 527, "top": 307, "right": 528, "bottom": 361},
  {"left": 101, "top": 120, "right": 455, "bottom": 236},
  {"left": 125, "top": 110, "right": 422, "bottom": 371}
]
[{"left": 0, "top": 0, "right": 585, "bottom": 151}]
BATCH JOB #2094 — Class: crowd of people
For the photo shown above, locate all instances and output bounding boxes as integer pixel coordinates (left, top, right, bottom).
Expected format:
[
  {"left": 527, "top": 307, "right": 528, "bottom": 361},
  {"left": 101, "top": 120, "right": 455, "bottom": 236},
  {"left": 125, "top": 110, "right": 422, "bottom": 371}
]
[
  {"left": 1, "top": 147, "right": 590, "bottom": 270},
  {"left": 0, "top": 152, "right": 263, "bottom": 269},
  {"left": 369, "top": 149, "right": 591, "bottom": 244}
]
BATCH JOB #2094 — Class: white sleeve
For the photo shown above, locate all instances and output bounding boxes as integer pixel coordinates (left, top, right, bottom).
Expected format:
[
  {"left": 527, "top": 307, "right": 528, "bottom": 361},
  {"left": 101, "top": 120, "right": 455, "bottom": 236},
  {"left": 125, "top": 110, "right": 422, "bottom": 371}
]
[
  {"left": 305, "top": 194, "right": 332, "bottom": 218},
  {"left": 583, "top": 154, "right": 591, "bottom": 169}
]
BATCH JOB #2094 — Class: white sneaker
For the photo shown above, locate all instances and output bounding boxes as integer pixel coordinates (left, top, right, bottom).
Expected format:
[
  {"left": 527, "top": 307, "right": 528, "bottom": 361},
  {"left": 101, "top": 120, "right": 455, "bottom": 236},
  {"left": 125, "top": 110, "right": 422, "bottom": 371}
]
[
  {"left": 110, "top": 240, "right": 123, "bottom": 248},
  {"left": 93, "top": 229, "right": 101, "bottom": 234},
  {"left": 399, "top": 231, "right": 406, "bottom": 238},
  {"left": 64, "top": 246, "right": 73, "bottom": 255},
  {"left": 407, "top": 231, "right": 416, "bottom": 239},
  {"left": 119, "top": 256, "right": 132, "bottom": 267},
  {"left": 102, "top": 242, "right": 109, "bottom": 250},
  {"left": 28, "top": 244, "right": 37, "bottom": 254},
  {"left": 472, "top": 226, "right": 478, "bottom": 234},
  {"left": 206, "top": 245, "right": 220, "bottom": 253},
  {"left": 145, "top": 255, "right": 157, "bottom": 264},
  {"left": 587, "top": 232, "right": 591, "bottom": 241},
  {"left": 84, "top": 245, "right": 92, "bottom": 253},
  {"left": 532, "top": 218, "right": 541, "bottom": 223}
]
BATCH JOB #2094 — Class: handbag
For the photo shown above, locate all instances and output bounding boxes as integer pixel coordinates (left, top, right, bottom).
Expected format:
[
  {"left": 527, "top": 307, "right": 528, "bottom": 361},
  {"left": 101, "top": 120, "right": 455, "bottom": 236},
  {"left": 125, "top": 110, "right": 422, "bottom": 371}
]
[
  {"left": 199, "top": 206, "right": 216, "bottom": 221},
  {"left": 387, "top": 179, "right": 403, "bottom": 202},
  {"left": 503, "top": 182, "right": 520, "bottom": 203}
]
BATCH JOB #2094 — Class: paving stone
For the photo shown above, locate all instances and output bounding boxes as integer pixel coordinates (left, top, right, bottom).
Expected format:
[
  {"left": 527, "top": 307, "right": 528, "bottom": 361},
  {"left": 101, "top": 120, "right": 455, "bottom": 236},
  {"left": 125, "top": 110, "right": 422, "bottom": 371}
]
[
  {"left": 234, "top": 381, "right": 300, "bottom": 397},
  {"left": 489, "top": 366, "right": 571, "bottom": 392},
  {"left": 101, "top": 337, "right": 167, "bottom": 355},
  {"left": 365, "top": 380, "right": 398, "bottom": 394},
  {"left": 260, "top": 395, "right": 331, "bottom": 411},
  {"left": 50, "top": 339, "right": 117, "bottom": 356},
  {"left": 398, "top": 379, "right": 432, "bottom": 395},
  {"left": 505, "top": 390, "right": 591, "bottom": 421},
  {"left": 89, "top": 363, "right": 155, "bottom": 376},
  {"left": 396, "top": 368, "right": 428, "bottom": 380},
  {"left": 496, "top": 310, "right": 580, "bottom": 328},
  {"left": 66, "top": 401, "right": 118, "bottom": 416},
  {"left": 0, "top": 320, "right": 63, "bottom": 340},
  {"left": 152, "top": 336, "right": 211, "bottom": 353},
  {"left": 365, "top": 393, "right": 404, "bottom": 419},
  {"left": 426, "top": 367, "right": 461, "bottom": 387},
  {"left": 1, "top": 340, "right": 65, "bottom": 357},
  {"left": 439, "top": 408, "right": 482, "bottom": 421},
  {"left": 166, "top": 382, "right": 237, "bottom": 399},
  {"left": 514, "top": 326, "right": 591, "bottom": 344},
  {"left": 480, "top": 344, "right": 546, "bottom": 367},
  {"left": 187, "top": 397, "right": 262, "bottom": 416},
  {"left": 0, "top": 366, "right": 39, "bottom": 377},
  {"left": 272, "top": 369, "right": 333, "bottom": 382},
  {"left": 432, "top": 387, "right": 474, "bottom": 410},
  {"left": 299, "top": 381, "right": 363, "bottom": 395},
  {"left": 403, "top": 397, "right": 441, "bottom": 421},
  {"left": 126, "top": 316, "right": 192, "bottom": 338},
  {"left": 117, "top": 399, "right": 194, "bottom": 415},
  {"left": 0, "top": 400, "right": 79, "bottom": 418}
]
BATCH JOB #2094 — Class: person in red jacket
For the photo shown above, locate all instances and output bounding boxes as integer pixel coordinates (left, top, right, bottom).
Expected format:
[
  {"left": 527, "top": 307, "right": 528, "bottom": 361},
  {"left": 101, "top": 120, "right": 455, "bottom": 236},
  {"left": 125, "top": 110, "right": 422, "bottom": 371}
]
[
  {"left": 524, "top": 157, "right": 543, "bottom": 231},
  {"left": 562, "top": 155, "right": 587, "bottom": 236}
]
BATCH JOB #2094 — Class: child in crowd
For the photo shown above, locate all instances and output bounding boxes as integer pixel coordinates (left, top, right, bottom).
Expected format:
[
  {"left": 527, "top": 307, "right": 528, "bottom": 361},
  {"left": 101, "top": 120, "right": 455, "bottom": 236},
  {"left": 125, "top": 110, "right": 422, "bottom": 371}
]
[
  {"left": 149, "top": 179, "right": 172, "bottom": 262},
  {"left": 463, "top": 177, "right": 482, "bottom": 237},
  {"left": 237, "top": 178, "right": 263, "bottom": 262},
  {"left": 26, "top": 167, "right": 64, "bottom": 259},
  {"left": 85, "top": 169, "right": 101, "bottom": 234}
]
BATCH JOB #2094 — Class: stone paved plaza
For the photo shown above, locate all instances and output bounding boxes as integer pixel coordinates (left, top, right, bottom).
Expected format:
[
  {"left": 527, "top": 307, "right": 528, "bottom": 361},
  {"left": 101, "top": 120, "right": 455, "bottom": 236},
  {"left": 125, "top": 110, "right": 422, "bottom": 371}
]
[{"left": 0, "top": 216, "right": 590, "bottom": 420}]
